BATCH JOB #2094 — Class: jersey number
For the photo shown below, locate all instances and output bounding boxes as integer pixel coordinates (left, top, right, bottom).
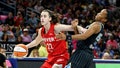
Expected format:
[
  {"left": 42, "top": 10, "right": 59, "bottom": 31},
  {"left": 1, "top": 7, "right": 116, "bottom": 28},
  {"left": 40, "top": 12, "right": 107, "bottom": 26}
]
[
  {"left": 47, "top": 43, "right": 53, "bottom": 50},
  {"left": 96, "top": 33, "right": 103, "bottom": 42}
]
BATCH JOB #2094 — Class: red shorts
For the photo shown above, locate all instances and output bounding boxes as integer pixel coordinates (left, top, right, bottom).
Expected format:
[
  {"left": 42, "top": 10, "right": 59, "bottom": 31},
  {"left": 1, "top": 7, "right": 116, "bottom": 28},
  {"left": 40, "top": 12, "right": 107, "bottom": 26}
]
[{"left": 40, "top": 53, "right": 69, "bottom": 68}]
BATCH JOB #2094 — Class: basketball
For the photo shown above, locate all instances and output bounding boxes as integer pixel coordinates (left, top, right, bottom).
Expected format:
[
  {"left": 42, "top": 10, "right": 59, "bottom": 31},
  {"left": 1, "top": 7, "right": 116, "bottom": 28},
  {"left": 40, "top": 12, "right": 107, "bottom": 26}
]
[{"left": 13, "top": 44, "right": 28, "bottom": 57}]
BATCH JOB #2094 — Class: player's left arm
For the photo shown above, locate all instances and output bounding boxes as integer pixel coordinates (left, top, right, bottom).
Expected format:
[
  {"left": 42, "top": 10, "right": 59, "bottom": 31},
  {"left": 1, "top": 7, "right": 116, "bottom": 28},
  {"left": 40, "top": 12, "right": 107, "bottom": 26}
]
[{"left": 56, "top": 23, "right": 100, "bottom": 40}]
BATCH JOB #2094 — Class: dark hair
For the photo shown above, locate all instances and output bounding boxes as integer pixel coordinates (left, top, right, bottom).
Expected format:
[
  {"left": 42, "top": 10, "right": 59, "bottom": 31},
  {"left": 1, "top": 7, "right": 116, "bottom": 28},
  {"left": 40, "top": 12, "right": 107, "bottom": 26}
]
[
  {"left": 106, "top": 9, "right": 113, "bottom": 22},
  {"left": 0, "top": 53, "right": 6, "bottom": 67},
  {"left": 42, "top": 9, "right": 59, "bottom": 24},
  {"left": 107, "top": 7, "right": 120, "bottom": 22},
  {"left": 1, "top": 34, "right": 8, "bottom": 42}
]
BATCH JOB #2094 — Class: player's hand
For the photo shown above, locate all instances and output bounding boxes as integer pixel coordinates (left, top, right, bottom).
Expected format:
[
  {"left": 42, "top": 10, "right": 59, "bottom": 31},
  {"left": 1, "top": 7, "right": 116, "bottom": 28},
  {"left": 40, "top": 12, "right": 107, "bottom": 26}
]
[
  {"left": 71, "top": 19, "right": 78, "bottom": 29},
  {"left": 56, "top": 32, "right": 66, "bottom": 40}
]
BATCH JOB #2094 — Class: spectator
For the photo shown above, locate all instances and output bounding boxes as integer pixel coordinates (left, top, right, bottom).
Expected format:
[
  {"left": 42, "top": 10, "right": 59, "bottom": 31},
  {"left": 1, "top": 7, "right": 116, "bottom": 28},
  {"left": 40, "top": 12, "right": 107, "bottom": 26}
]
[
  {"left": 38, "top": 45, "right": 48, "bottom": 57},
  {"left": 26, "top": 12, "right": 39, "bottom": 29},
  {"left": 0, "top": 24, "right": 4, "bottom": 41},
  {"left": 34, "top": 2, "right": 44, "bottom": 12},
  {"left": 102, "top": 52, "right": 112, "bottom": 59},
  {"left": 21, "top": 28, "right": 32, "bottom": 43},
  {"left": 1, "top": 33, "right": 8, "bottom": 42},
  {"left": 14, "top": 26, "right": 22, "bottom": 37},
  {"left": 2, "top": 25, "right": 10, "bottom": 35},
  {"left": 29, "top": 47, "right": 40, "bottom": 57},
  {"left": 0, "top": 53, "right": 6, "bottom": 68},
  {"left": 0, "top": 47, "right": 6, "bottom": 56},
  {"left": 112, "top": 29, "right": 120, "bottom": 43},
  {"left": 0, "top": 47, "right": 12, "bottom": 68},
  {"left": 22, "top": 0, "right": 29, "bottom": 7},
  {"left": 102, "top": 44, "right": 114, "bottom": 58},
  {"left": 7, "top": 32, "right": 16, "bottom": 42},
  {"left": 4, "top": 12, "right": 14, "bottom": 26},
  {"left": 1, "top": 25, "right": 16, "bottom": 42},
  {"left": 106, "top": 34, "right": 118, "bottom": 50},
  {"left": 16, "top": 3, "right": 25, "bottom": 16},
  {"left": 7, "top": 26, "right": 16, "bottom": 42},
  {"left": 16, "top": 35, "right": 22, "bottom": 43},
  {"left": 113, "top": 50, "right": 120, "bottom": 59},
  {"left": 14, "top": 11, "right": 24, "bottom": 27},
  {"left": 38, "top": 41, "right": 48, "bottom": 57},
  {"left": 0, "top": 46, "right": 6, "bottom": 68}
]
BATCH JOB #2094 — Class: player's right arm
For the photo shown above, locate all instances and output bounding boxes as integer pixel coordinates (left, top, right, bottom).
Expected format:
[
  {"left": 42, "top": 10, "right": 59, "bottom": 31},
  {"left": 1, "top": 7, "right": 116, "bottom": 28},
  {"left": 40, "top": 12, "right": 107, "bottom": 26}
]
[
  {"left": 26, "top": 28, "right": 43, "bottom": 48},
  {"left": 55, "top": 19, "right": 87, "bottom": 34}
]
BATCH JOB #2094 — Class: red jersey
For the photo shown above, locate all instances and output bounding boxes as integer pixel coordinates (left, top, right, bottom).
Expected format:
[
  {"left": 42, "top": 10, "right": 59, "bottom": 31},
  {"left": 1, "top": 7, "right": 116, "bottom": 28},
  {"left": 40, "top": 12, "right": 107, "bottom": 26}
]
[
  {"left": 41, "top": 24, "right": 69, "bottom": 68},
  {"left": 41, "top": 24, "right": 68, "bottom": 56},
  {"left": 14, "top": 16, "right": 23, "bottom": 26}
]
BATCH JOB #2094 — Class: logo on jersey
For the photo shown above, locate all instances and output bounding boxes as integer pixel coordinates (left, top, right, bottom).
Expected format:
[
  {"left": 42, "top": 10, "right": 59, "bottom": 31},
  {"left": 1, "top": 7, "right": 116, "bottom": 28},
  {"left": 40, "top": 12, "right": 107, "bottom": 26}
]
[
  {"left": 96, "top": 33, "right": 103, "bottom": 42},
  {"left": 44, "top": 37, "right": 55, "bottom": 42}
]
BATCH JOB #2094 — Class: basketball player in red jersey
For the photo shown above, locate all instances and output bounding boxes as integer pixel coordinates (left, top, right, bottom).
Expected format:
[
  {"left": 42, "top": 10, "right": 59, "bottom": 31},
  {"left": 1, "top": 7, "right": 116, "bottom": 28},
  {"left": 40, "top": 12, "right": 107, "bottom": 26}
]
[{"left": 26, "top": 9, "right": 85, "bottom": 68}]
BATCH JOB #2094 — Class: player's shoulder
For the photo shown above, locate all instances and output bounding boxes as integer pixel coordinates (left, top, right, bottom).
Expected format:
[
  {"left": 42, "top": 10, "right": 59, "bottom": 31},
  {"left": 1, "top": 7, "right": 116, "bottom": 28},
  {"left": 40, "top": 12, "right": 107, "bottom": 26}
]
[
  {"left": 91, "top": 22, "right": 102, "bottom": 33},
  {"left": 39, "top": 27, "right": 42, "bottom": 30},
  {"left": 54, "top": 23, "right": 61, "bottom": 27},
  {"left": 54, "top": 23, "right": 62, "bottom": 33},
  {"left": 90, "top": 22, "right": 101, "bottom": 27},
  {"left": 38, "top": 28, "right": 42, "bottom": 33},
  {"left": 39, "top": 27, "right": 43, "bottom": 31}
]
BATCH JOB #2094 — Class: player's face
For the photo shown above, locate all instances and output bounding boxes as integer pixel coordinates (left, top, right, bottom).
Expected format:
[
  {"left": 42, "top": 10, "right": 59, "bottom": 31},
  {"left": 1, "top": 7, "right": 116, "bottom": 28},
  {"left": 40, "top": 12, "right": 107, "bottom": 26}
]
[
  {"left": 40, "top": 11, "right": 51, "bottom": 25},
  {"left": 95, "top": 9, "right": 107, "bottom": 22}
]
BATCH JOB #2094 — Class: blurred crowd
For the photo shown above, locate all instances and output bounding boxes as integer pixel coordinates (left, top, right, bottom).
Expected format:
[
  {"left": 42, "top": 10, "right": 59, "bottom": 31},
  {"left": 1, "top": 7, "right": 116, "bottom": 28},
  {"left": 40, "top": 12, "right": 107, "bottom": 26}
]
[{"left": 0, "top": 0, "right": 120, "bottom": 59}]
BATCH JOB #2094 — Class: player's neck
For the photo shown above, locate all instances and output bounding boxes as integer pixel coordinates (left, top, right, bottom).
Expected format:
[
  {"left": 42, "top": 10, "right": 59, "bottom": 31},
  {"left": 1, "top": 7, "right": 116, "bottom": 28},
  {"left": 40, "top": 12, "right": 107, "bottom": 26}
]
[{"left": 44, "top": 23, "right": 51, "bottom": 33}]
